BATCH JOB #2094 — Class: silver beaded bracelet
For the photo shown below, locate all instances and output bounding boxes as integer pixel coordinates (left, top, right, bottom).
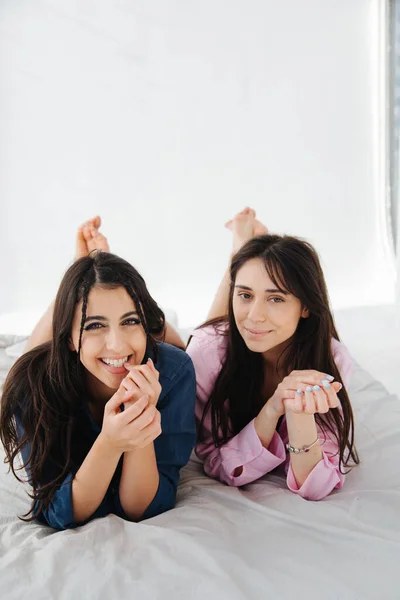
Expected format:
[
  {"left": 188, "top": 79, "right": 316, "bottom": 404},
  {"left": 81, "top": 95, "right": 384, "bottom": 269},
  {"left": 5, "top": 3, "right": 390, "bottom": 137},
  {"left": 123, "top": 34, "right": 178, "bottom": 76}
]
[{"left": 286, "top": 437, "right": 320, "bottom": 454}]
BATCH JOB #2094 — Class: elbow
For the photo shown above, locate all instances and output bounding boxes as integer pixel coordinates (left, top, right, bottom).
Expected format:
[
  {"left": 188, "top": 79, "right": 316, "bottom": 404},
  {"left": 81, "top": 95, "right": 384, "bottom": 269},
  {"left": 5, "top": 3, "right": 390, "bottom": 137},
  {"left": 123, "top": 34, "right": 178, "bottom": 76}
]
[
  {"left": 287, "top": 454, "right": 345, "bottom": 501},
  {"left": 121, "top": 499, "right": 157, "bottom": 521},
  {"left": 121, "top": 509, "right": 143, "bottom": 522},
  {"left": 203, "top": 460, "right": 242, "bottom": 487},
  {"left": 40, "top": 511, "right": 75, "bottom": 531},
  {"left": 289, "top": 477, "right": 343, "bottom": 501},
  {"left": 121, "top": 482, "right": 177, "bottom": 522},
  {"left": 120, "top": 496, "right": 158, "bottom": 522},
  {"left": 293, "top": 488, "right": 330, "bottom": 501},
  {"left": 138, "top": 495, "right": 176, "bottom": 521}
]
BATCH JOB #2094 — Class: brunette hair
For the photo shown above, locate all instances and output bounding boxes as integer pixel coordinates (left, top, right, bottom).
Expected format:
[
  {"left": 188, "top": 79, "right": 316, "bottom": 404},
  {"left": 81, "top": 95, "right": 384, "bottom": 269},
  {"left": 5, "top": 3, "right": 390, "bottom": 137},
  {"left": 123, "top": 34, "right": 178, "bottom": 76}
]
[{"left": 0, "top": 251, "right": 165, "bottom": 520}]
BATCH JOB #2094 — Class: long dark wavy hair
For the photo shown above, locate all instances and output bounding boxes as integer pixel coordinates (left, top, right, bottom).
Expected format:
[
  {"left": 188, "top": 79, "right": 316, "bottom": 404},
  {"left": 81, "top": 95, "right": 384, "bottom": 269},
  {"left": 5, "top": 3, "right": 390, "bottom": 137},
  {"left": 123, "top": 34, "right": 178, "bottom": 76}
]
[
  {"left": 0, "top": 251, "right": 165, "bottom": 521},
  {"left": 197, "top": 234, "right": 359, "bottom": 473}
]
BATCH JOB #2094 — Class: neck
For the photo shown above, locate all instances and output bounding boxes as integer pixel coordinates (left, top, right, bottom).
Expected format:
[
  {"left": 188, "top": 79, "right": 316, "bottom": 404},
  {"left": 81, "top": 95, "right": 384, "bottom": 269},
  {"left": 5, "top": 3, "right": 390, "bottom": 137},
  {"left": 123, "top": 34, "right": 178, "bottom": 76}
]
[
  {"left": 86, "top": 372, "right": 116, "bottom": 406},
  {"left": 262, "top": 338, "right": 292, "bottom": 374}
]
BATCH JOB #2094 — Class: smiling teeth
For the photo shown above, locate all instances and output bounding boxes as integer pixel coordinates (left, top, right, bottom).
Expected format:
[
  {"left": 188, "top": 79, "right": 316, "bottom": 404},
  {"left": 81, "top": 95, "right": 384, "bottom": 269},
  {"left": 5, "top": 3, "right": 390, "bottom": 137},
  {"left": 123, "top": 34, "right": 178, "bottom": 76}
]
[{"left": 102, "top": 357, "right": 128, "bottom": 368}]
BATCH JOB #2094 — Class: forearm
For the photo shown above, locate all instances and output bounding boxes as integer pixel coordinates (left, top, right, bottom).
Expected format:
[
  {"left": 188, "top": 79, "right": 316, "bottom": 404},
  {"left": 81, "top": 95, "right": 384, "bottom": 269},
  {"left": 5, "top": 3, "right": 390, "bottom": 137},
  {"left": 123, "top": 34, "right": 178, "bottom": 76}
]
[
  {"left": 119, "top": 443, "right": 159, "bottom": 520},
  {"left": 227, "top": 405, "right": 281, "bottom": 478},
  {"left": 199, "top": 412, "right": 285, "bottom": 484},
  {"left": 254, "top": 404, "right": 281, "bottom": 449},
  {"left": 161, "top": 323, "right": 185, "bottom": 349},
  {"left": 72, "top": 436, "right": 122, "bottom": 524},
  {"left": 24, "top": 300, "right": 55, "bottom": 352},
  {"left": 207, "top": 261, "right": 232, "bottom": 321},
  {"left": 285, "top": 411, "right": 323, "bottom": 487}
]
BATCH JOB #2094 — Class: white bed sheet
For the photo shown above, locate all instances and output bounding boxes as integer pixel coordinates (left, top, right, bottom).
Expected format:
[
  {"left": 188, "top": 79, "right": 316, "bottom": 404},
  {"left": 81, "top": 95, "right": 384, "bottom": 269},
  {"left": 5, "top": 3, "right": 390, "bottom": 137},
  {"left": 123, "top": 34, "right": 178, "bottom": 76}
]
[{"left": 1, "top": 352, "right": 399, "bottom": 599}]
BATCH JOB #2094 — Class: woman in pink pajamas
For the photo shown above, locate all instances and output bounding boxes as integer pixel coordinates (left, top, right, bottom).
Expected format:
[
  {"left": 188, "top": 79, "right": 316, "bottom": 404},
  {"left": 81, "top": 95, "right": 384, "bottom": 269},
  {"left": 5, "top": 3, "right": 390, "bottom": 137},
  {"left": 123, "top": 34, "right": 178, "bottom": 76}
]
[{"left": 187, "top": 208, "right": 359, "bottom": 500}]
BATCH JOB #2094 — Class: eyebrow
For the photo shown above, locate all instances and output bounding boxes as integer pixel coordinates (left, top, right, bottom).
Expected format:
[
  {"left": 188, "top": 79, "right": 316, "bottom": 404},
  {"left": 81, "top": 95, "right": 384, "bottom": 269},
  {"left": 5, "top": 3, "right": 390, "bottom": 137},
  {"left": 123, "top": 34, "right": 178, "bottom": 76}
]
[
  {"left": 234, "top": 285, "right": 289, "bottom": 294},
  {"left": 84, "top": 311, "right": 138, "bottom": 323}
]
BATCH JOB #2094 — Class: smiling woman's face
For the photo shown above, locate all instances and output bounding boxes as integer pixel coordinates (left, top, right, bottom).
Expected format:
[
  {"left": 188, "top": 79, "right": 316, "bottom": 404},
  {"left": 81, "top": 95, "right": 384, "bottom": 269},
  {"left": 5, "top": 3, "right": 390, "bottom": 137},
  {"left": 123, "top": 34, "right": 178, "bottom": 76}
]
[
  {"left": 232, "top": 258, "right": 308, "bottom": 357},
  {"left": 70, "top": 285, "right": 147, "bottom": 399}
]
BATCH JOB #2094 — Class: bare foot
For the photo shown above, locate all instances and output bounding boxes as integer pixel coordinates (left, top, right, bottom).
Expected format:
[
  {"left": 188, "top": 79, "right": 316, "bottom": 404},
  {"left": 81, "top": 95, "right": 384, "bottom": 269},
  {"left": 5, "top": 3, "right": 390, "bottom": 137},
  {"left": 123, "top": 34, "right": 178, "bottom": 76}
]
[
  {"left": 225, "top": 207, "right": 268, "bottom": 253},
  {"left": 75, "top": 216, "right": 110, "bottom": 260}
]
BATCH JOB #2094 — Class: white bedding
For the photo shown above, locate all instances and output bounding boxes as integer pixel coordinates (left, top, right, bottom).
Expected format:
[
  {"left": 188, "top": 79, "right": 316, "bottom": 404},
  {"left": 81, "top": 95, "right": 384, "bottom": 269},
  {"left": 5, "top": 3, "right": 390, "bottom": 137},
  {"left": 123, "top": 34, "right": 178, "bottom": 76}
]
[{"left": 0, "top": 340, "right": 399, "bottom": 599}]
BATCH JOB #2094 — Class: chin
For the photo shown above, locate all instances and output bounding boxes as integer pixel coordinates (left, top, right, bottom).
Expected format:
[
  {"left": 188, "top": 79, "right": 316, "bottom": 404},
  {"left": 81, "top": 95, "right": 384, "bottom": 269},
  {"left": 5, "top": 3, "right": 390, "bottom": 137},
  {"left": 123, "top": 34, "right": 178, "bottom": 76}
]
[
  {"left": 245, "top": 340, "right": 275, "bottom": 353},
  {"left": 240, "top": 333, "right": 283, "bottom": 354},
  {"left": 86, "top": 368, "right": 123, "bottom": 393},
  {"left": 102, "top": 372, "right": 125, "bottom": 386}
]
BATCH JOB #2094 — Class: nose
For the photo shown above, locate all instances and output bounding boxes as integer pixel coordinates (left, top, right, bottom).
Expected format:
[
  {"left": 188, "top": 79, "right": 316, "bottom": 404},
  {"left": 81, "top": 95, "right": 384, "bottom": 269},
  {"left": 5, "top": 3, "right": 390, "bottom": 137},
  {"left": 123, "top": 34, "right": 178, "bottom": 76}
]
[
  {"left": 104, "top": 327, "right": 126, "bottom": 354},
  {"left": 247, "top": 299, "right": 267, "bottom": 323}
]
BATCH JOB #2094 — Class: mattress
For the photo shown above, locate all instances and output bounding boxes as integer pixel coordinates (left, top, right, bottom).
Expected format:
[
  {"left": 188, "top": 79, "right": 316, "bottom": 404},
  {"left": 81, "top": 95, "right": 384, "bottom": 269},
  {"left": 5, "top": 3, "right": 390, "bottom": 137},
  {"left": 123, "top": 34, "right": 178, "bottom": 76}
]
[{"left": 0, "top": 337, "right": 399, "bottom": 599}]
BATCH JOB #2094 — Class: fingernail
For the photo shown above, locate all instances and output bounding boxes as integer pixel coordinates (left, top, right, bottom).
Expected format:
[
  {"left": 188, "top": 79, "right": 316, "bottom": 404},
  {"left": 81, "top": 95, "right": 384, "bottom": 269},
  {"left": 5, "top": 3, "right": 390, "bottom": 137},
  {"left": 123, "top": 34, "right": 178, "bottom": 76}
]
[
  {"left": 321, "top": 380, "right": 331, "bottom": 389},
  {"left": 313, "top": 385, "right": 321, "bottom": 391},
  {"left": 337, "top": 383, "right": 342, "bottom": 390},
  {"left": 296, "top": 388, "right": 302, "bottom": 395},
  {"left": 306, "top": 386, "right": 313, "bottom": 393},
  {"left": 325, "top": 375, "right": 334, "bottom": 382}
]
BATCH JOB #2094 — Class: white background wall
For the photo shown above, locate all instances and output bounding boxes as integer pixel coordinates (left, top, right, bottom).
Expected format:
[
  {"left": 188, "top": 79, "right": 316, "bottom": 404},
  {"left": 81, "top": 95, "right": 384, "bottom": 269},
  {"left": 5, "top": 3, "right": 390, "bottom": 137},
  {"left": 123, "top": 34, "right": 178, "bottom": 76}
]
[{"left": 0, "top": 0, "right": 397, "bottom": 327}]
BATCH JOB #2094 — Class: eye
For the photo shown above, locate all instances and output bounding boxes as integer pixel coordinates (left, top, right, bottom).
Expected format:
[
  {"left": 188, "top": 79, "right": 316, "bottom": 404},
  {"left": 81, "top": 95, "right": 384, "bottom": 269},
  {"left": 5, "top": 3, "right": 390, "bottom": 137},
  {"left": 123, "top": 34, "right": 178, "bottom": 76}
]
[
  {"left": 84, "top": 322, "right": 104, "bottom": 331},
  {"left": 122, "top": 318, "right": 141, "bottom": 326},
  {"left": 238, "top": 292, "right": 252, "bottom": 301},
  {"left": 269, "top": 297, "right": 284, "bottom": 303}
]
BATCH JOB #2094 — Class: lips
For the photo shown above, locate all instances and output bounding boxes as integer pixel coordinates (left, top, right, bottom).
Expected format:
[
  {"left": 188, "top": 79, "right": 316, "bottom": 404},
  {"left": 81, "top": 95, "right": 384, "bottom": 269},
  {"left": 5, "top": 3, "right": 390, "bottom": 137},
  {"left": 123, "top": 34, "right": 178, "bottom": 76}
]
[
  {"left": 98, "top": 354, "right": 133, "bottom": 375},
  {"left": 244, "top": 328, "right": 272, "bottom": 336},
  {"left": 101, "top": 355, "right": 130, "bottom": 368}
]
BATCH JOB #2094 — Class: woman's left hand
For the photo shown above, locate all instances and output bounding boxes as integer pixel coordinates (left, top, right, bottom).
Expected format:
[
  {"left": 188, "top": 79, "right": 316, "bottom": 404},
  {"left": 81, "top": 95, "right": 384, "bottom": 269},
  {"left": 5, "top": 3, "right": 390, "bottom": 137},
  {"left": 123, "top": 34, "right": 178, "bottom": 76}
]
[
  {"left": 121, "top": 358, "right": 162, "bottom": 407},
  {"left": 283, "top": 381, "right": 342, "bottom": 415}
]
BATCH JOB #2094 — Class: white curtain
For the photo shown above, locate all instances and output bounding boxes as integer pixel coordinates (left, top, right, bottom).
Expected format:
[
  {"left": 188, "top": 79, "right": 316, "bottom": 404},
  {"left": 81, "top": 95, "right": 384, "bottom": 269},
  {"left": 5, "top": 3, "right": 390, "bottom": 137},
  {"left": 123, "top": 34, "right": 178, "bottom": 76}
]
[{"left": 391, "top": 0, "right": 400, "bottom": 251}]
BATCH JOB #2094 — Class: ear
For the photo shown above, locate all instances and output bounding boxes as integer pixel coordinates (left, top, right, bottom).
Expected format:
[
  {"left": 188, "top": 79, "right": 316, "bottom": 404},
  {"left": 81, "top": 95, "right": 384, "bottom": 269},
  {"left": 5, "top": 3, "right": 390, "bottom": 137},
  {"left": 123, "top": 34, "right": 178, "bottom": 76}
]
[{"left": 301, "top": 306, "right": 309, "bottom": 319}]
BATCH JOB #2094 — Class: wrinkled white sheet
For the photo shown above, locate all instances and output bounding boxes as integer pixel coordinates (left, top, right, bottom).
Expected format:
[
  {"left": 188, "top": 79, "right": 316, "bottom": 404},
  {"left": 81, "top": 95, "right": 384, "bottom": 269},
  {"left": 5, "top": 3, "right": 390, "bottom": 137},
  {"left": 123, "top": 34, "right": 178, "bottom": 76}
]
[{"left": 0, "top": 342, "right": 399, "bottom": 599}]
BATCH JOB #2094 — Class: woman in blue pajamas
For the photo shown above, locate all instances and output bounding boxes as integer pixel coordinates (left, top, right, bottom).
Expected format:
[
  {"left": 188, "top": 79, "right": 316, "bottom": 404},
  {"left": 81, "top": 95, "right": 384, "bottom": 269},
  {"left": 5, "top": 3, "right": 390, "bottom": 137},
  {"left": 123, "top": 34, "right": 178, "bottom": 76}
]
[{"left": 0, "top": 218, "right": 196, "bottom": 530}]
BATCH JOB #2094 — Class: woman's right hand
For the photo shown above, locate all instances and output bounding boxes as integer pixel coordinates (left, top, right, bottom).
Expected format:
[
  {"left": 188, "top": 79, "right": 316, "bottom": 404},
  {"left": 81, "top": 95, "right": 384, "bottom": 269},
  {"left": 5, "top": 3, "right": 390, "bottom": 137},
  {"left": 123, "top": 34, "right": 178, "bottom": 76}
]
[{"left": 99, "top": 386, "right": 162, "bottom": 453}]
